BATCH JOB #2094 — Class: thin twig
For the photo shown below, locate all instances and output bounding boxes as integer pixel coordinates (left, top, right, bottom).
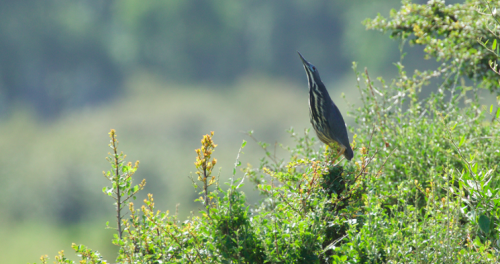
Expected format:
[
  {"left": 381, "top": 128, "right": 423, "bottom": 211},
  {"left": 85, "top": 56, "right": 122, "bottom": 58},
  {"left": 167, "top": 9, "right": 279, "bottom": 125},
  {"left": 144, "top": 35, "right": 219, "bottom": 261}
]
[
  {"left": 365, "top": 68, "right": 389, "bottom": 147},
  {"left": 245, "top": 131, "right": 279, "bottom": 165}
]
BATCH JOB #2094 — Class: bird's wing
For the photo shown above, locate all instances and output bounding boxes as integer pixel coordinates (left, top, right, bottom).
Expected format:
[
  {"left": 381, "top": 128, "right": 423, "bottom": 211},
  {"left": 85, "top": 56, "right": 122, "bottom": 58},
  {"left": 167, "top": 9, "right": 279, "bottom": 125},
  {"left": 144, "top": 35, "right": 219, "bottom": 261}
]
[{"left": 327, "top": 100, "right": 351, "bottom": 149}]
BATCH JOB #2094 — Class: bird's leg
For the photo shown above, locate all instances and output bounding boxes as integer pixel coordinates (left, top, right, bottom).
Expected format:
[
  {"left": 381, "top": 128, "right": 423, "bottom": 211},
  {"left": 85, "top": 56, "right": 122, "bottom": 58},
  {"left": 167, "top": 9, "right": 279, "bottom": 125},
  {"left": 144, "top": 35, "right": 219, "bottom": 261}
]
[
  {"left": 326, "top": 144, "right": 346, "bottom": 165},
  {"left": 336, "top": 146, "right": 346, "bottom": 161}
]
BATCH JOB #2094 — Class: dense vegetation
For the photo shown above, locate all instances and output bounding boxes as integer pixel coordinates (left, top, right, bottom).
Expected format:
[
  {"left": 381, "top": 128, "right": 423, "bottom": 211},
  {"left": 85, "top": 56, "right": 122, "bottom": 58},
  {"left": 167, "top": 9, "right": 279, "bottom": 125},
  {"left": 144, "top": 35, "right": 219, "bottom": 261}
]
[{"left": 33, "top": 0, "right": 500, "bottom": 263}]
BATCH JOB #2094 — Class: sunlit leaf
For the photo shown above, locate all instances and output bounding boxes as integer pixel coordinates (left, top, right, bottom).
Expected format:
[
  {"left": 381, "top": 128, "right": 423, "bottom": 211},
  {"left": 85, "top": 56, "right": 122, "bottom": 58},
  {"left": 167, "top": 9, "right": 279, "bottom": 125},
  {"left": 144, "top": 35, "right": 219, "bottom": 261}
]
[{"left": 459, "top": 135, "right": 465, "bottom": 147}]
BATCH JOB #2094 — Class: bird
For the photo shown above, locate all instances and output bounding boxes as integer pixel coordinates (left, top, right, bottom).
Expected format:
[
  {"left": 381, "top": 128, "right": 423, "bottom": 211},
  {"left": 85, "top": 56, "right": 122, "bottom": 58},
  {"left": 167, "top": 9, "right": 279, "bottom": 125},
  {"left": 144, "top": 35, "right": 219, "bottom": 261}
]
[{"left": 297, "top": 51, "right": 353, "bottom": 161}]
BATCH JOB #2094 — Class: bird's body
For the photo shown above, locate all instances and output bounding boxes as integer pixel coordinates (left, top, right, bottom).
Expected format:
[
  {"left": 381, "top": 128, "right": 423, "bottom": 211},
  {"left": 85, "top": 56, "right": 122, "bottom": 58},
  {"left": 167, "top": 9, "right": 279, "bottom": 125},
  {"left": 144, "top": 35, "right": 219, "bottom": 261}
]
[{"left": 298, "top": 52, "right": 353, "bottom": 161}]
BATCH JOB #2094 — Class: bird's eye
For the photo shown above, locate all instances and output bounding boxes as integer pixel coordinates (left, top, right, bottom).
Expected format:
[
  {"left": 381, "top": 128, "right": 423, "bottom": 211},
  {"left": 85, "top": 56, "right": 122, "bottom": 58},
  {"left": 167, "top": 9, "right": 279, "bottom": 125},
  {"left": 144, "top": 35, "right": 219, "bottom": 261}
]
[{"left": 312, "top": 66, "right": 316, "bottom": 71}]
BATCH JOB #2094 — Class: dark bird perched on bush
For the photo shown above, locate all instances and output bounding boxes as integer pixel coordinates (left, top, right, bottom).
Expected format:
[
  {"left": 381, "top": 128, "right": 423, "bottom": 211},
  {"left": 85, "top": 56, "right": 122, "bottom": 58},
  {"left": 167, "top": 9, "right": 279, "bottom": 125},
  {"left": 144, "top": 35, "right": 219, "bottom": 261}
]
[{"left": 298, "top": 52, "right": 353, "bottom": 161}]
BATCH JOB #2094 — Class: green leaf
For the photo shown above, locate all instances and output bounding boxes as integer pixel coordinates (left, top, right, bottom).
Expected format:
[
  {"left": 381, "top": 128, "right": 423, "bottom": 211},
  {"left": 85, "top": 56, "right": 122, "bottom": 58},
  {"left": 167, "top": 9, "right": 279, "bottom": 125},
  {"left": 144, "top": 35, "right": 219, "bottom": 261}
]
[
  {"left": 490, "top": 105, "right": 494, "bottom": 114},
  {"left": 458, "top": 135, "right": 465, "bottom": 147},
  {"left": 451, "top": 123, "right": 457, "bottom": 131},
  {"left": 497, "top": 107, "right": 500, "bottom": 118},
  {"left": 241, "top": 140, "right": 247, "bottom": 148},
  {"left": 478, "top": 214, "right": 490, "bottom": 233},
  {"left": 492, "top": 39, "right": 497, "bottom": 50}
]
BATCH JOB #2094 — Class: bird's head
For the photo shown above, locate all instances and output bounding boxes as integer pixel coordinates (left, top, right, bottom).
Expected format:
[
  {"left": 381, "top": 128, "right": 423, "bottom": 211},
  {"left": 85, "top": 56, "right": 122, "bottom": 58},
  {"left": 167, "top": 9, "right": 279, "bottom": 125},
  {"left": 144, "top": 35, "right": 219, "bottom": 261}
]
[{"left": 297, "top": 51, "right": 322, "bottom": 82}]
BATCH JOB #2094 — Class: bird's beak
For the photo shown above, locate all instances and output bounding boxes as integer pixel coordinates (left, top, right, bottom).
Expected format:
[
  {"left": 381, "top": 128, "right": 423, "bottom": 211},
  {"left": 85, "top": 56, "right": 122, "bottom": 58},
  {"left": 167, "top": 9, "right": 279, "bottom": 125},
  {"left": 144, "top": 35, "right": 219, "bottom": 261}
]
[{"left": 297, "top": 51, "right": 310, "bottom": 67}]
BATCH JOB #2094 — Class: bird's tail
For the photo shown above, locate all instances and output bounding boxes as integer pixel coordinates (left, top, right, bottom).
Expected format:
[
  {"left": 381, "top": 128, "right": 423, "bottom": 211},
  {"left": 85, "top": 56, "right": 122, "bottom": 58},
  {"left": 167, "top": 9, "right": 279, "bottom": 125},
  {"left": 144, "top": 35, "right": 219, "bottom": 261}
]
[{"left": 344, "top": 146, "right": 354, "bottom": 161}]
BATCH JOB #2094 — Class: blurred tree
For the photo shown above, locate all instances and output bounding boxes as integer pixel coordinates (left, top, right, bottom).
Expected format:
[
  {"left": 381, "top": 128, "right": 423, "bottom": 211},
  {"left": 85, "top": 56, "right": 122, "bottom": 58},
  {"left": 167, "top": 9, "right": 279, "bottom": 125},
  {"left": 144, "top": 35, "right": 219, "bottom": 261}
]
[
  {"left": 0, "top": 0, "right": 402, "bottom": 118},
  {"left": 0, "top": 0, "right": 122, "bottom": 117}
]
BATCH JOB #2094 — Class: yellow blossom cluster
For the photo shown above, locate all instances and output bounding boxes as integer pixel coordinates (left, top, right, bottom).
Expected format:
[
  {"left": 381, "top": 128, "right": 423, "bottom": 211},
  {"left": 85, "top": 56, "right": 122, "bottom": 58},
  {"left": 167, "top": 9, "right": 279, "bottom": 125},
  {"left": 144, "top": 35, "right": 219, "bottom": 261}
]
[{"left": 194, "top": 131, "right": 218, "bottom": 184}]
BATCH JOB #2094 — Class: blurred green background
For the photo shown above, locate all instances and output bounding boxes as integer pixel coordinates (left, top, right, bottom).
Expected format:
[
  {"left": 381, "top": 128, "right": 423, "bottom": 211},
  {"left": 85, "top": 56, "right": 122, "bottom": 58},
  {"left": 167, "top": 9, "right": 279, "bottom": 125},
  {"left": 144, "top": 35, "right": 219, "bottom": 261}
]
[{"left": 0, "top": 0, "right": 440, "bottom": 262}]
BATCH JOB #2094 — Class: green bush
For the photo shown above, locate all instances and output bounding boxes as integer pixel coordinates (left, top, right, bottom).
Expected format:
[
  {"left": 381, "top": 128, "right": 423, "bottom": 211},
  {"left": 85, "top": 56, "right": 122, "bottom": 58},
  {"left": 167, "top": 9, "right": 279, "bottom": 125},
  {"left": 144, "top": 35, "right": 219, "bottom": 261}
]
[{"left": 33, "top": 0, "right": 500, "bottom": 263}]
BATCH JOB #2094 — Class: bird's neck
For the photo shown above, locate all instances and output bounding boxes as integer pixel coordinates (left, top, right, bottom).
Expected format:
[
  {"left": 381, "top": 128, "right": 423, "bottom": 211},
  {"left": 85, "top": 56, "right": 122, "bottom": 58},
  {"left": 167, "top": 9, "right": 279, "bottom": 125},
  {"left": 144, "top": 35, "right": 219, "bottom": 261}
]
[{"left": 309, "top": 81, "right": 330, "bottom": 98}]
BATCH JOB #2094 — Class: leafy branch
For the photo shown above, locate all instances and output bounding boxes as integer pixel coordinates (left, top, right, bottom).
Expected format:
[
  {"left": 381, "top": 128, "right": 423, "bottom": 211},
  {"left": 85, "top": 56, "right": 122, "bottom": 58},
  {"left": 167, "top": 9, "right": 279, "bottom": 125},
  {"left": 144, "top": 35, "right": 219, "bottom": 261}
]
[{"left": 102, "top": 129, "right": 145, "bottom": 239}]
